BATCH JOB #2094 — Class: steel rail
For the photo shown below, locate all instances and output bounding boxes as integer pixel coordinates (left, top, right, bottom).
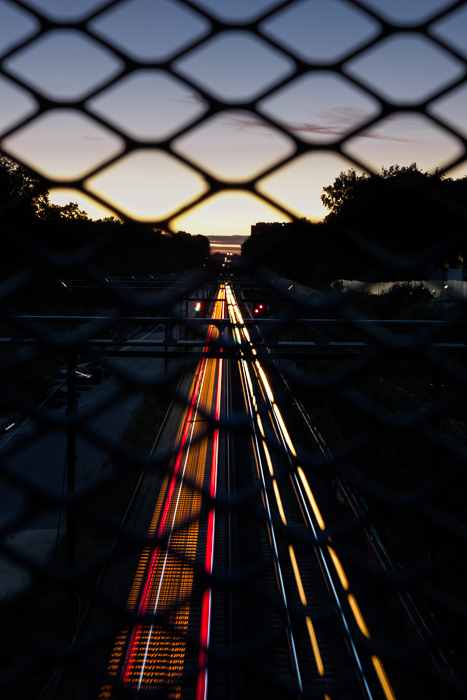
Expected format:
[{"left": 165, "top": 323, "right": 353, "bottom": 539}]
[
  {"left": 230, "top": 284, "right": 396, "bottom": 700},
  {"left": 242, "top": 288, "right": 393, "bottom": 699},
  {"left": 226, "top": 285, "right": 304, "bottom": 695}
]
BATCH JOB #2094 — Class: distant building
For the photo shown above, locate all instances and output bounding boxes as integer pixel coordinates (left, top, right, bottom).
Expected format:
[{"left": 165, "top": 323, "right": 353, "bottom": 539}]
[{"left": 250, "top": 222, "right": 286, "bottom": 237}]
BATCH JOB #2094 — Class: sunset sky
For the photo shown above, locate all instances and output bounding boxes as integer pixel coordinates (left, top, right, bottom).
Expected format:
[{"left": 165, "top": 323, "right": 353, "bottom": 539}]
[{"left": 1, "top": 0, "right": 467, "bottom": 238}]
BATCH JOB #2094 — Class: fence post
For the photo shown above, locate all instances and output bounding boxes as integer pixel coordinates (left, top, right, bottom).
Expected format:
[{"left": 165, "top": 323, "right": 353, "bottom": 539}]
[
  {"left": 66, "top": 352, "right": 77, "bottom": 604},
  {"left": 429, "top": 364, "right": 442, "bottom": 565}
]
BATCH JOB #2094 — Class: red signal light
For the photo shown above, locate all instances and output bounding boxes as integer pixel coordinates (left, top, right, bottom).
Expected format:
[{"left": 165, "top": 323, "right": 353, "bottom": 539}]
[{"left": 195, "top": 302, "right": 202, "bottom": 313}]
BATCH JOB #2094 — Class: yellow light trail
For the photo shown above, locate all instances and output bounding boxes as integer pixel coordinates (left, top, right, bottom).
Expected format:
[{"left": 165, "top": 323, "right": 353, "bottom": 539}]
[
  {"left": 348, "top": 594, "right": 371, "bottom": 639},
  {"left": 273, "top": 479, "right": 287, "bottom": 525},
  {"left": 262, "top": 440, "right": 274, "bottom": 477},
  {"left": 227, "top": 285, "right": 327, "bottom": 688},
  {"left": 372, "top": 655, "right": 397, "bottom": 700},
  {"left": 305, "top": 617, "right": 325, "bottom": 678},
  {"left": 297, "top": 467, "right": 326, "bottom": 532},
  {"left": 226, "top": 284, "right": 396, "bottom": 700},
  {"left": 289, "top": 545, "right": 326, "bottom": 679},
  {"left": 243, "top": 360, "right": 255, "bottom": 401},
  {"left": 255, "top": 361, "right": 274, "bottom": 403},
  {"left": 257, "top": 413, "right": 265, "bottom": 437},
  {"left": 272, "top": 403, "right": 297, "bottom": 457},
  {"left": 327, "top": 546, "right": 349, "bottom": 591},
  {"left": 289, "top": 545, "right": 307, "bottom": 606}
]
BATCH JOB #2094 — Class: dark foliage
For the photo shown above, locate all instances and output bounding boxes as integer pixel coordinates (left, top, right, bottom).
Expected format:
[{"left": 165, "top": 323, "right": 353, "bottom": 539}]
[
  {"left": 243, "top": 165, "right": 467, "bottom": 287},
  {"left": 0, "top": 157, "right": 210, "bottom": 300}
]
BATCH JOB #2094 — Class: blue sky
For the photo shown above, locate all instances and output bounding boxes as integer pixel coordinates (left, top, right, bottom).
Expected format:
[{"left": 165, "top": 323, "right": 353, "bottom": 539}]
[{"left": 0, "top": 0, "right": 466, "bottom": 235}]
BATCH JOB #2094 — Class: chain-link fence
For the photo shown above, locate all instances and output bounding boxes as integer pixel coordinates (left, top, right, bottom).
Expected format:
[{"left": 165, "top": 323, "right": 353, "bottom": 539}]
[{"left": 1, "top": 1, "right": 467, "bottom": 698}]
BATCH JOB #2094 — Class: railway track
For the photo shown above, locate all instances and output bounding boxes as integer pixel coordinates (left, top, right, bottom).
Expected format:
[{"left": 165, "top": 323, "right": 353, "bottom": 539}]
[
  {"left": 99, "top": 283, "right": 398, "bottom": 699},
  {"left": 226, "top": 283, "right": 396, "bottom": 700}
]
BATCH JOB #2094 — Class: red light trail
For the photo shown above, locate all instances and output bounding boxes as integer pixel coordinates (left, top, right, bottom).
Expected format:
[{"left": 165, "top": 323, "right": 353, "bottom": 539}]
[{"left": 101, "top": 288, "right": 225, "bottom": 699}]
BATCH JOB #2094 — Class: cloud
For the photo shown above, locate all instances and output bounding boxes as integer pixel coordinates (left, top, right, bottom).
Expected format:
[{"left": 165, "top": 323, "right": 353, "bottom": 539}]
[
  {"left": 174, "top": 97, "right": 416, "bottom": 143},
  {"left": 227, "top": 109, "right": 413, "bottom": 142}
]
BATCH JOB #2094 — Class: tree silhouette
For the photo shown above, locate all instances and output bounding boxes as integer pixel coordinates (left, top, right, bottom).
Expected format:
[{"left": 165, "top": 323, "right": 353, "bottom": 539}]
[
  {"left": 321, "top": 163, "right": 428, "bottom": 219},
  {"left": 321, "top": 167, "right": 369, "bottom": 218},
  {"left": 0, "top": 156, "right": 48, "bottom": 219},
  {"left": 241, "top": 164, "right": 467, "bottom": 288},
  {"left": 320, "top": 163, "right": 467, "bottom": 280},
  {"left": 39, "top": 200, "right": 90, "bottom": 221},
  {"left": 0, "top": 156, "right": 210, "bottom": 296}
]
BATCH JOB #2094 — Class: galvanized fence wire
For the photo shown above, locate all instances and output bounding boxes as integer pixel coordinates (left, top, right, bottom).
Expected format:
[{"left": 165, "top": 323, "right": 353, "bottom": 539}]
[{"left": 1, "top": 0, "right": 467, "bottom": 697}]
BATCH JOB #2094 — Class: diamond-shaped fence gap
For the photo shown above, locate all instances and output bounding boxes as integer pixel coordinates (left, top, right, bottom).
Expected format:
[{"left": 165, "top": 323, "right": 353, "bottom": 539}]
[
  {"left": 260, "top": 0, "right": 381, "bottom": 65},
  {"left": 443, "top": 157, "right": 467, "bottom": 180},
  {"left": 188, "top": 0, "right": 286, "bottom": 24},
  {"left": 1, "top": 109, "right": 125, "bottom": 181},
  {"left": 171, "top": 189, "right": 290, "bottom": 238},
  {"left": 173, "top": 30, "right": 295, "bottom": 104},
  {"left": 343, "top": 112, "right": 464, "bottom": 174},
  {"left": 358, "top": 0, "right": 458, "bottom": 27},
  {"left": 3, "top": 29, "right": 124, "bottom": 103},
  {"left": 89, "top": 0, "right": 211, "bottom": 64},
  {"left": 173, "top": 109, "right": 295, "bottom": 183},
  {"left": 257, "top": 151, "right": 365, "bottom": 221},
  {"left": 0, "top": 74, "right": 37, "bottom": 136},
  {"left": 48, "top": 187, "right": 117, "bottom": 221},
  {"left": 428, "top": 82, "right": 467, "bottom": 140},
  {"left": 0, "top": 0, "right": 38, "bottom": 58},
  {"left": 20, "top": 0, "right": 115, "bottom": 23},
  {"left": 430, "top": 3, "right": 467, "bottom": 60},
  {"left": 86, "top": 149, "right": 209, "bottom": 222},
  {"left": 344, "top": 32, "right": 466, "bottom": 106},
  {"left": 87, "top": 69, "right": 208, "bottom": 143},
  {"left": 258, "top": 71, "right": 381, "bottom": 145}
]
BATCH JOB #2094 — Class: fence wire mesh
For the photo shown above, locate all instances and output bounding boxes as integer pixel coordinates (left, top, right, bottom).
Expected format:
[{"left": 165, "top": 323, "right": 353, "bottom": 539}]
[{"left": 1, "top": 1, "right": 467, "bottom": 698}]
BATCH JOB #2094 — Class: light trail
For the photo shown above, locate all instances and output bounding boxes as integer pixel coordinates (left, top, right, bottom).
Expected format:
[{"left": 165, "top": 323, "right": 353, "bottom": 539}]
[
  {"left": 227, "top": 285, "right": 304, "bottom": 694},
  {"left": 226, "top": 283, "right": 397, "bottom": 700},
  {"left": 289, "top": 545, "right": 307, "bottom": 607},
  {"left": 101, "top": 288, "right": 225, "bottom": 699},
  {"left": 305, "top": 617, "right": 325, "bottom": 678},
  {"left": 297, "top": 467, "right": 326, "bottom": 532},
  {"left": 273, "top": 479, "right": 288, "bottom": 525},
  {"left": 348, "top": 594, "right": 371, "bottom": 640},
  {"left": 372, "top": 656, "right": 397, "bottom": 700},
  {"left": 196, "top": 288, "right": 224, "bottom": 700},
  {"left": 327, "top": 546, "right": 349, "bottom": 591},
  {"left": 103, "top": 283, "right": 398, "bottom": 699}
]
